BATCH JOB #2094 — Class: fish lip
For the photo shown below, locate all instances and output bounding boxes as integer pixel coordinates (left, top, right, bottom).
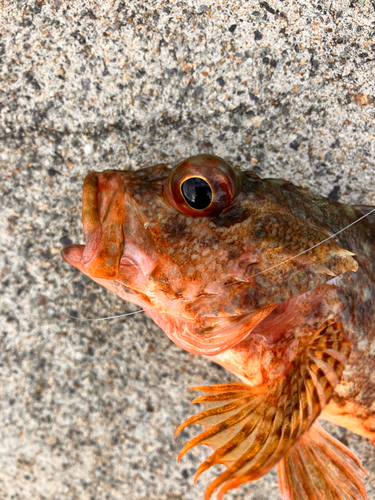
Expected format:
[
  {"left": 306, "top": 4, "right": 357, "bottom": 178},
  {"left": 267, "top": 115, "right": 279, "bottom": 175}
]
[
  {"left": 61, "top": 171, "right": 127, "bottom": 279},
  {"left": 61, "top": 244, "right": 85, "bottom": 270},
  {"left": 62, "top": 172, "right": 161, "bottom": 282}
]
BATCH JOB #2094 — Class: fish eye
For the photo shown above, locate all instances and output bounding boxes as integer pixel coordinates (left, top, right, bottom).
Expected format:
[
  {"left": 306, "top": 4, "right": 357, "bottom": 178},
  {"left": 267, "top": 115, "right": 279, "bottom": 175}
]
[
  {"left": 164, "top": 154, "right": 241, "bottom": 217},
  {"left": 181, "top": 177, "right": 212, "bottom": 210}
]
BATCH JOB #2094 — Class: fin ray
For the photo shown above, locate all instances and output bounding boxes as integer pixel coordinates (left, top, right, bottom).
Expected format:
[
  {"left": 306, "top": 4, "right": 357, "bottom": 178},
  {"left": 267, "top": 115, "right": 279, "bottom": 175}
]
[
  {"left": 176, "top": 320, "right": 354, "bottom": 499},
  {"left": 174, "top": 398, "right": 254, "bottom": 439},
  {"left": 277, "top": 423, "right": 367, "bottom": 500}
]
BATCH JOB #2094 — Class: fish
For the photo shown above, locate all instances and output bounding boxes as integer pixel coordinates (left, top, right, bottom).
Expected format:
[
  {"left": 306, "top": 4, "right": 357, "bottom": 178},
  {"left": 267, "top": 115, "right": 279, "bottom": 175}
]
[{"left": 61, "top": 154, "right": 375, "bottom": 500}]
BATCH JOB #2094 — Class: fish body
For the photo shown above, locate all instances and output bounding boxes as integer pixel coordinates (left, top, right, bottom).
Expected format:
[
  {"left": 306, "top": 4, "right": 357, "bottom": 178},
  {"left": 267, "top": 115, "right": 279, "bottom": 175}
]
[{"left": 62, "top": 155, "right": 375, "bottom": 499}]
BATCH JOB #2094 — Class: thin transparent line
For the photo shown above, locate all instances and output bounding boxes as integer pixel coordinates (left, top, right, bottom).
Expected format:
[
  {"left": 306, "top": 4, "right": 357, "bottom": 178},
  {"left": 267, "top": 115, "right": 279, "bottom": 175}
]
[
  {"left": 247, "top": 208, "right": 375, "bottom": 279},
  {"left": 66, "top": 308, "right": 148, "bottom": 321}
]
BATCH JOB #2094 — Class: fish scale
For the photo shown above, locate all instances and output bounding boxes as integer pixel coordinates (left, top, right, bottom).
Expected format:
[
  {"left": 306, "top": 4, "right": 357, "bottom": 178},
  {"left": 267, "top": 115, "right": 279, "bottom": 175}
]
[{"left": 62, "top": 154, "right": 375, "bottom": 500}]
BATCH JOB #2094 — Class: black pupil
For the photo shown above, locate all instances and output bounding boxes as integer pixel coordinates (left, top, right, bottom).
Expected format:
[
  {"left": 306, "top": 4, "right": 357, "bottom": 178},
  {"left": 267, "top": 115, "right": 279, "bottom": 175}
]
[{"left": 181, "top": 177, "right": 212, "bottom": 210}]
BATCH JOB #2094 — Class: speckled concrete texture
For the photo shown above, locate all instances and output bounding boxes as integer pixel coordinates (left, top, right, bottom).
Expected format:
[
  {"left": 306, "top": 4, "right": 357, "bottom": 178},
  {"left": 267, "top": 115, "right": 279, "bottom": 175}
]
[{"left": 1, "top": 0, "right": 375, "bottom": 499}]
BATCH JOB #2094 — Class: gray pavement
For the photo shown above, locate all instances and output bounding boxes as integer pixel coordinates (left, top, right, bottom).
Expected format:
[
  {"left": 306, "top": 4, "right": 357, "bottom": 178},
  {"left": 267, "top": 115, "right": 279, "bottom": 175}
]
[{"left": 0, "top": 0, "right": 375, "bottom": 499}]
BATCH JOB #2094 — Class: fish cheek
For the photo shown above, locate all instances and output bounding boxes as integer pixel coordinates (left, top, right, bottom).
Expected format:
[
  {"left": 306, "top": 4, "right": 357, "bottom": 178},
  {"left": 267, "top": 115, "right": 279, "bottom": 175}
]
[{"left": 147, "top": 262, "right": 186, "bottom": 300}]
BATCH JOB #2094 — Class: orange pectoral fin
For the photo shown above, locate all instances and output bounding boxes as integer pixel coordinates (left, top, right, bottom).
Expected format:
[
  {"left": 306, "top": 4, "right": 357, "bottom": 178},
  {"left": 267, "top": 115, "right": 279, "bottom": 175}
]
[
  {"left": 175, "top": 320, "right": 353, "bottom": 500},
  {"left": 277, "top": 423, "right": 367, "bottom": 500}
]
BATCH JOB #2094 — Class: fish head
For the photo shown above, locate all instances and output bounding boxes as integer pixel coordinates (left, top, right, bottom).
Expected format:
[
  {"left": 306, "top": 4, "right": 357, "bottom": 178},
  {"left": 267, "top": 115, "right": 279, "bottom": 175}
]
[{"left": 62, "top": 154, "right": 357, "bottom": 355}]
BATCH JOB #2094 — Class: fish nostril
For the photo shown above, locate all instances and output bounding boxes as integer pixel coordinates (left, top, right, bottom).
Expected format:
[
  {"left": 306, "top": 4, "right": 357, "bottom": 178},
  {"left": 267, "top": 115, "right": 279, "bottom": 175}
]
[
  {"left": 245, "top": 262, "right": 260, "bottom": 277},
  {"left": 120, "top": 256, "right": 136, "bottom": 266}
]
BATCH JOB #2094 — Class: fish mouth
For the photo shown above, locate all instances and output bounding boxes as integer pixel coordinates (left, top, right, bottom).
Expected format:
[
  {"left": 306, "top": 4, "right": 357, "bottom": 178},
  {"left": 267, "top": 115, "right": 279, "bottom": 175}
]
[
  {"left": 61, "top": 169, "right": 355, "bottom": 358},
  {"left": 61, "top": 171, "right": 125, "bottom": 279}
]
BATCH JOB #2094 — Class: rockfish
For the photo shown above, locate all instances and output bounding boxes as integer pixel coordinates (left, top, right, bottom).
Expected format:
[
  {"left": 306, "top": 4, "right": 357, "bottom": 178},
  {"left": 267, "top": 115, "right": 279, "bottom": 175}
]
[{"left": 61, "top": 154, "right": 375, "bottom": 500}]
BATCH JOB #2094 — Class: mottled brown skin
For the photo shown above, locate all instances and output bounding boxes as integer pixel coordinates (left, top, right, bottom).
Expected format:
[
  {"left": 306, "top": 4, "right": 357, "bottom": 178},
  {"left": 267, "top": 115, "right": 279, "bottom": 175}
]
[
  {"left": 62, "top": 154, "right": 375, "bottom": 498},
  {"left": 260, "top": 181, "right": 375, "bottom": 442}
]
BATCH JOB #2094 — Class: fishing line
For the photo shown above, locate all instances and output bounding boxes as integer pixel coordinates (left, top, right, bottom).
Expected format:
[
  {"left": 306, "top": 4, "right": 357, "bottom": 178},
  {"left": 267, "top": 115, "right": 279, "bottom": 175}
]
[
  {"left": 247, "top": 207, "right": 375, "bottom": 279},
  {"left": 51, "top": 268, "right": 146, "bottom": 322},
  {"left": 65, "top": 206, "right": 375, "bottom": 319},
  {"left": 62, "top": 273, "right": 150, "bottom": 321},
  {"left": 67, "top": 308, "right": 148, "bottom": 321}
]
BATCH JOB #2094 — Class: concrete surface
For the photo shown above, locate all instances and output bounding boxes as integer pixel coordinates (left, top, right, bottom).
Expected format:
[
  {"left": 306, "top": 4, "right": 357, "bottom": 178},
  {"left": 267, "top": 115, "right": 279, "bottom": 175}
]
[{"left": 1, "top": 0, "right": 375, "bottom": 499}]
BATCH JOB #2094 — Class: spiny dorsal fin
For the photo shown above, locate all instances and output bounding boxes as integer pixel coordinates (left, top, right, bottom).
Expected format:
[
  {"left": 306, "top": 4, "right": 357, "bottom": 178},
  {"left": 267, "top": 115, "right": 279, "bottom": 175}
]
[
  {"left": 277, "top": 422, "right": 367, "bottom": 500},
  {"left": 175, "top": 320, "right": 352, "bottom": 500}
]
